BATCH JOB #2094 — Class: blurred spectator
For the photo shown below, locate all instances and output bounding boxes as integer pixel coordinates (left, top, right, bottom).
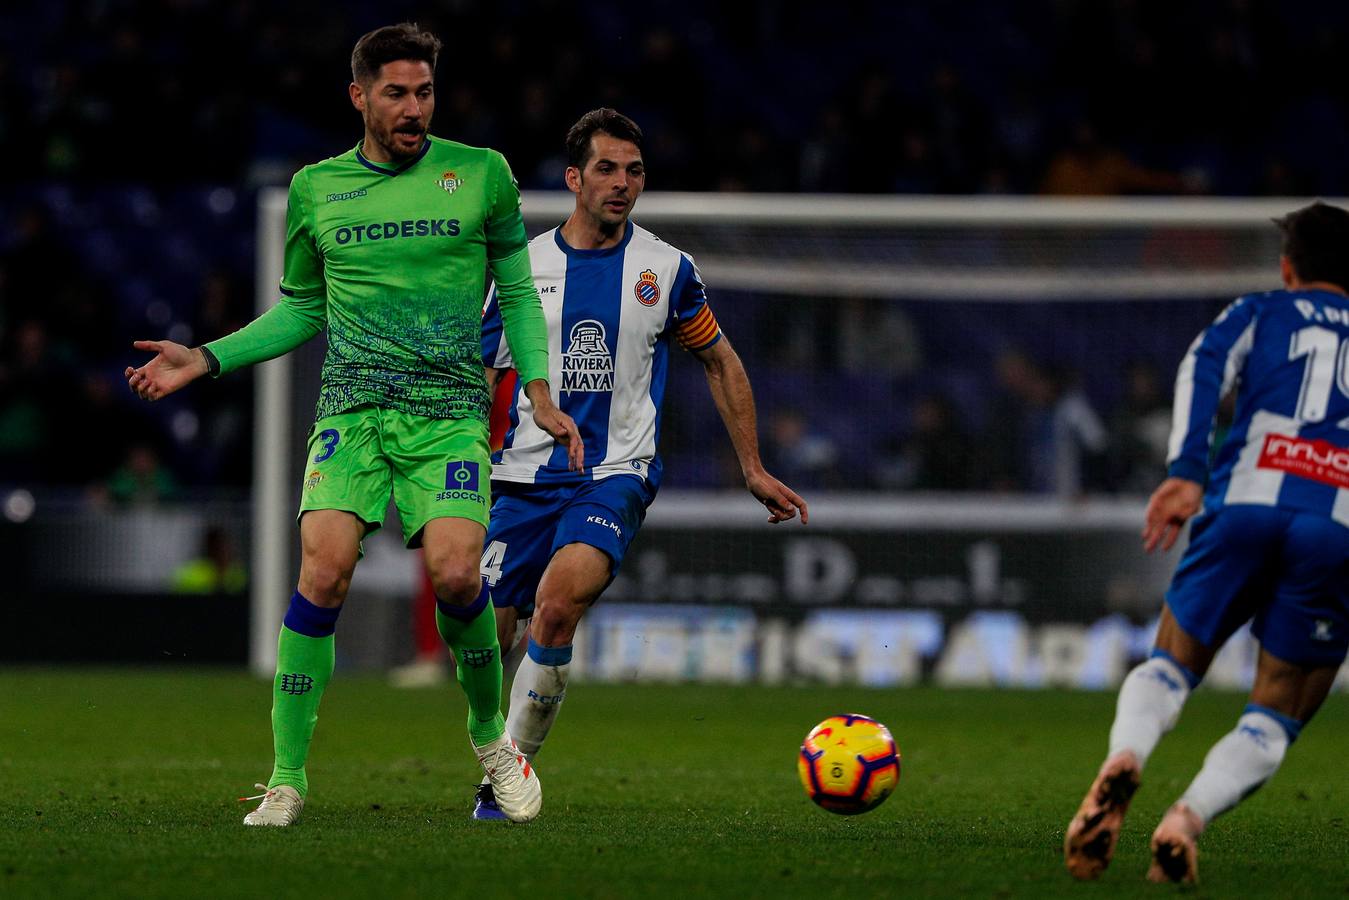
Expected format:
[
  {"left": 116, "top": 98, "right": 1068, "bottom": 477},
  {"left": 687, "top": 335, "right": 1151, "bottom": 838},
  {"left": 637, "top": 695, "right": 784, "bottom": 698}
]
[
  {"left": 875, "top": 393, "right": 975, "bottom": 491},
  {"left": 101, "top": 443, "right": 179, "bottom": 507},
  {"left": 1040, "top": 121, "right": 1190, "bottom": 196},
  {"left": 836, "top": 298, "right": 922, "bottom": 377},
  {"left": 983, "top": 353, "right": 1108, "bottom": 496},
  {"left": 0, "top": 320, "right": 59, "bottom": 482},
  {"left": 799, "top": 106, "right": 854, "bottom": 193},
  {"left": 186, "top": 271, "right": 254, "bottom": 486},
  {"left": 764, "top": 409, "right": 841, "bottom": 490},
  {"left": 171, "top": 525, "right": 247, "bottom": 595},
  {"left": 1108, "top": 360, "right": 1173, "bottom": 493},
  {"left": 1037, "top": 367, "right": 1109, "bottom": 498},
  {"left": 983, "top": 350, "right": 1049, "bottom": 491}
]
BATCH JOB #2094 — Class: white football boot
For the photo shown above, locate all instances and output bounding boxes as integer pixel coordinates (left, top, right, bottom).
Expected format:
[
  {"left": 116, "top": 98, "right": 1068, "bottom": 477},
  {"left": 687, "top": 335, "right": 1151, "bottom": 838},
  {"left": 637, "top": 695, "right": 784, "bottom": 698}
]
[
  {"left": 241, "top": 783, "right": 305, "bottom": 826},
  {"left": 472, "top": 734, "right": 541, "bottom": 823}
]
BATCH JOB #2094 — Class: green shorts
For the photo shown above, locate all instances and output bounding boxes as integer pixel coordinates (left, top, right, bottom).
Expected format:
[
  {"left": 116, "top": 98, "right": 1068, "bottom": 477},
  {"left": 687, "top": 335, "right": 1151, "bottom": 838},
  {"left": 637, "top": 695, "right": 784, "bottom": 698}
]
[{"left": 298, "top": 405, "right": 491, "bottom": 545}]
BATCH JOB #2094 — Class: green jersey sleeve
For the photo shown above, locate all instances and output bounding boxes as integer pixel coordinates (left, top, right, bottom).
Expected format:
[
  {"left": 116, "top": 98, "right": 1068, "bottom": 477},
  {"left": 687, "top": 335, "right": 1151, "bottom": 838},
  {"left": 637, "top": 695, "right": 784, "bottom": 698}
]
[
  {"left": 204, "top": 170, "right": 327, "bottom": 375},
  {"left": 484, "top": 151, "right": 549, "bottom": 386}
]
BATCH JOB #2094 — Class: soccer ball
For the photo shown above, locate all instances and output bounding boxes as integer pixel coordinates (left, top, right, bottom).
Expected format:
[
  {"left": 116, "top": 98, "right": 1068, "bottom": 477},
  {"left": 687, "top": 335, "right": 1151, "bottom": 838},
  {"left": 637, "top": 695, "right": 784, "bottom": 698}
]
[{"left": 798, "top": 714, "right": 901, "bottom": 815}]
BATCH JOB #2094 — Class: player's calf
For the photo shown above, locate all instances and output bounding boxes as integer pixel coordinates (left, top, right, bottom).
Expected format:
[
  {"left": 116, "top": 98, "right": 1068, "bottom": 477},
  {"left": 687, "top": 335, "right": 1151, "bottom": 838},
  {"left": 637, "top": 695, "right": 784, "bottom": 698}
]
[
  {"left": 506, "top": 637, "right": 572, "bottom": 761},
  {"left": 1179, "top": 705, "right": 1296, "bottom": 823},
  {"left": 1108, "top": 652, "right": 1199, "bottom": 768}
]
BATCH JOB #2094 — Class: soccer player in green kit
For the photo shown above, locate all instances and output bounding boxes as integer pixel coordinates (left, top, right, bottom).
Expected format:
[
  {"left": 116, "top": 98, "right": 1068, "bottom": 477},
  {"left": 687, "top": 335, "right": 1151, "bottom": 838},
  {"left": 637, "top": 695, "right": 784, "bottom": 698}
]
[{"left": 125, "top": 23, "right": 581, "bottom": 825}]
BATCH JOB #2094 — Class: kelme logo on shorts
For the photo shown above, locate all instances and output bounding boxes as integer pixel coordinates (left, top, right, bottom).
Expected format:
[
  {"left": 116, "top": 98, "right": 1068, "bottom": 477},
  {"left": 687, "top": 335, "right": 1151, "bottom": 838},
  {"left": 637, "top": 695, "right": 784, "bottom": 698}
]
[{"left": 437, "top": 461, "right": 486, "bottom": 505}]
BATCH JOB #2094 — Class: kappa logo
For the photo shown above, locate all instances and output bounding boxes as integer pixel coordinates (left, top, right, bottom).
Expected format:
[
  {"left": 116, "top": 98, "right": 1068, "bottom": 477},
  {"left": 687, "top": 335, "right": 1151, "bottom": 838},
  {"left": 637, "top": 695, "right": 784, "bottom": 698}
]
[
  {"left": 562, "top": 319, "right": 614, "bottom": 393},
  {"left": 462, "top": 647, "right": 496, "bottom": 669},
  {"left": 634, "top": 269, "right": 660, "bottom": 306},
  {"left": 1314, "top": 619, "right": 1334, "bottom": 641},
  {"left": 279, "top": 673, "right": 314, "bottom": 695},
  {"left": 435, "top": 170, "right": 464, "bottom": 193}
]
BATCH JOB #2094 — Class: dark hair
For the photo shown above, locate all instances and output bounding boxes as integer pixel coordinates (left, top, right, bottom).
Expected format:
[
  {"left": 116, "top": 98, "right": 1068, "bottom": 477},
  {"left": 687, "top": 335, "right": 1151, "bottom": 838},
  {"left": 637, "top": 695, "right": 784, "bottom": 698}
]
[
  {"left": 565, "top": 108, "right": 643, "bottom": 169},
  {"left": 351, "top": 23, "right": 441, "bottom": 85},
  {"left": 1275, "top": 201, "right": 1349, "bottom": 290}
]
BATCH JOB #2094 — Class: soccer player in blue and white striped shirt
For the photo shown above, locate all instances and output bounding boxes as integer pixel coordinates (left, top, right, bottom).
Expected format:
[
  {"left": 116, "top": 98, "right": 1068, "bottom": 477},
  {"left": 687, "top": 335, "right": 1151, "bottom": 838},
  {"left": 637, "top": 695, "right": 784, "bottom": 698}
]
[
  {"left": 1066, "top": 202, "right": 1349, "bottom": 884},
  {"left": 473, "top": 109, "right": 807, "bottom": 818}
]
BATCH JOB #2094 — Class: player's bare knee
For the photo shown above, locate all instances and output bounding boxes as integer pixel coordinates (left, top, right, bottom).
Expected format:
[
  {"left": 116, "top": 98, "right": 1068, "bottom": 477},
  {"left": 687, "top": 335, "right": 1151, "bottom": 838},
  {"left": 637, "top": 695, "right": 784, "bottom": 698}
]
[
  {"left": 298, "top": 559, "right": 353, "bottom": 607},
  {"left": 532, "top": 594, "right": 584, "bottom": 646},
  {"left": 428, "top": 563, "right": 481, "bottom": 607}
]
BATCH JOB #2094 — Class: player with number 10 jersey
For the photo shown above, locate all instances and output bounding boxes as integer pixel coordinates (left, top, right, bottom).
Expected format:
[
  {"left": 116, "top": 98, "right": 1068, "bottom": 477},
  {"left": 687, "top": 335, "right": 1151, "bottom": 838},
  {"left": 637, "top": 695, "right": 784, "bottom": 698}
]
[{"left": 1065, "top": 202, "right": 1349, "bottom": 885}]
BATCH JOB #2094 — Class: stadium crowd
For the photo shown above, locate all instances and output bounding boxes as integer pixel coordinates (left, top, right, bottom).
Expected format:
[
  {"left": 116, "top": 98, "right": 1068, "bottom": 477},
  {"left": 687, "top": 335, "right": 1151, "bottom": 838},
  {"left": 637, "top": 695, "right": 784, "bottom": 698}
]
[
  {"left": 6, "top": 0, "right": 1347, "bottom": 193},
  {"left": 1, "top": 0, "right": 1338, "bottom": 497}
]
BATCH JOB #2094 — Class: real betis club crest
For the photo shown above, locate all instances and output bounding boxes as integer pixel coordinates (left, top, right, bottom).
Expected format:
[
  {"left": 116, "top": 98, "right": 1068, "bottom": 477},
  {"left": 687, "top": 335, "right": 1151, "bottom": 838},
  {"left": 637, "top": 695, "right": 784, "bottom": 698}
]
[{"left": 436, "top": 170, "right": 464, "bottom": 193}]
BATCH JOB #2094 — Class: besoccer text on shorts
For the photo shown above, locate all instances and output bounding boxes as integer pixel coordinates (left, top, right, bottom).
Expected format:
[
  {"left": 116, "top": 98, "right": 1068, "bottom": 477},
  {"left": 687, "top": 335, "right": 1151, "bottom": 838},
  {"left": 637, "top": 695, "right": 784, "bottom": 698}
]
[{"left": 125, "top": 22, "right": 587, "bottom": 827}]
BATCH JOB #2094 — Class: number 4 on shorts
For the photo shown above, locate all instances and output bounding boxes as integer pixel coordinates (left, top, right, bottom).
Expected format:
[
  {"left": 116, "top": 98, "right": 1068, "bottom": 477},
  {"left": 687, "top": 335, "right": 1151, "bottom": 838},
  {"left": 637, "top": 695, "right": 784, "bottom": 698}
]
[{"left": 480, "top": 540, "right": 507, "bottom": 586}]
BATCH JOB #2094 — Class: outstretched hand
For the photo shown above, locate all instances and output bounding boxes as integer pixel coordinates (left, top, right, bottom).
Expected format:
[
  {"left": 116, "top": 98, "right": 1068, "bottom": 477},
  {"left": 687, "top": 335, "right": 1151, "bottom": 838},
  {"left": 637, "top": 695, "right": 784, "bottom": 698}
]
[
  {"left": 125, "top": 340, "right": 207, "bottom": 402},
  {"left": 1142, "top": 476, "right": 1204, "bottom": 553},
  {"left": 746, "top": 469, "right": 809, "bottom": 525}
]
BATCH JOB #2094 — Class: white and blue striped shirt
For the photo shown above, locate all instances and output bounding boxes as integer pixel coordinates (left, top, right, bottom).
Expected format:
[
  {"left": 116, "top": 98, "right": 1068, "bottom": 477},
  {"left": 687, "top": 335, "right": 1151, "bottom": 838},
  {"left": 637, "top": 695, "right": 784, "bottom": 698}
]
[
  {"left": 1168, "top": 288, "right": 1349, "bottom": 526},
  {"left": 481, "top": 220, "right": 721, "bottom": 488}
]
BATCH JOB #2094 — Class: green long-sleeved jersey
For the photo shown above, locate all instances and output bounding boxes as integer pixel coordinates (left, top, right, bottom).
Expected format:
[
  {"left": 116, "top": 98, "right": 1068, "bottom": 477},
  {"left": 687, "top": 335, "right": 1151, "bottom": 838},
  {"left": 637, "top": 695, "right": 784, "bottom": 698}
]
[{"left": 206, "top": 136, "right": 549, "bottom": 423}]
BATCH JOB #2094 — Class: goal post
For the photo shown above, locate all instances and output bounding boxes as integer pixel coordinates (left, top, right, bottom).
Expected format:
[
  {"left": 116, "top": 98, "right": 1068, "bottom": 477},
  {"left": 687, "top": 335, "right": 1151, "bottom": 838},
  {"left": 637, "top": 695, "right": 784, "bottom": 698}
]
[{"left": 250, "top": 187, "right": 292, "bottom": 675}]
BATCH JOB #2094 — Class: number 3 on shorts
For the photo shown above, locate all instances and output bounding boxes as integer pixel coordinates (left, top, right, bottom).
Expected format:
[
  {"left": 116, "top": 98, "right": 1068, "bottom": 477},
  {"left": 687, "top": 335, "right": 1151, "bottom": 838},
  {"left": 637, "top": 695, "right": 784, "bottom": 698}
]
[
  {"left": 312, "top": 428, "right": 340, "bottom": 463},
  {"left": 481, "top": 540, "right": 507, "bottom": 586}
]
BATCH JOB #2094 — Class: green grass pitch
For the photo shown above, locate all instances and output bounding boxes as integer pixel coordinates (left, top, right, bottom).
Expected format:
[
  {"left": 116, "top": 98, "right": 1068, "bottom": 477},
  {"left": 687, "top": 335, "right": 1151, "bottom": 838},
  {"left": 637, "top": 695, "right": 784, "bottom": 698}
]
[{"left": 2, "top": 668, "right": 1347, "bottom": 898}]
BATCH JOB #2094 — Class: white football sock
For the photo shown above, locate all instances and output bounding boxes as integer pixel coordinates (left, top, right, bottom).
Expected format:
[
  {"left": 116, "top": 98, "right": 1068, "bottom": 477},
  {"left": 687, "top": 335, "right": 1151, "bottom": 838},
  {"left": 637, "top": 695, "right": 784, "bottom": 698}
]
[
  {"left": 501, "top": 618, "right": 530, "bottom": 684},
  {"left": 1178, "top": 706, "right": 1297, "bottom": 824},
  {"left": 505, "top": 638, "right": 572, "bottom": 762},
  {"left": 1107, "top": 654, "right": 1197, "bottom": 768}
]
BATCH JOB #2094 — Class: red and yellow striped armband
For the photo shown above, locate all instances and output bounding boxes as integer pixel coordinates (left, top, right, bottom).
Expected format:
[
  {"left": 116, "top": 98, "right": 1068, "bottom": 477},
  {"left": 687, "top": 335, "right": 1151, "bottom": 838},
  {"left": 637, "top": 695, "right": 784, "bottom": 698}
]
[{"left": 676, "top": 305, "right": 722, "bottom": 352}]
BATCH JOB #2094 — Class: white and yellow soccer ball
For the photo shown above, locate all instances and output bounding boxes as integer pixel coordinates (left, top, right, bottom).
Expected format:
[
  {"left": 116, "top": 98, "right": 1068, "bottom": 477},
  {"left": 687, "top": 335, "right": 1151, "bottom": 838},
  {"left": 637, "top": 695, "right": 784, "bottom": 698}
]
[{"left": 798, "top": 714, "right": 901, "bottom": 815}]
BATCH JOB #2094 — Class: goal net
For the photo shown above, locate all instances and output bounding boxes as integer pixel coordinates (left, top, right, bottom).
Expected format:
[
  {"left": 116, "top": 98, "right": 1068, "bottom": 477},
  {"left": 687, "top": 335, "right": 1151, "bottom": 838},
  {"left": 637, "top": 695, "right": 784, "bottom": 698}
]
[{"left": 250, "top": 192, "right": 1322, "bottom": 680}]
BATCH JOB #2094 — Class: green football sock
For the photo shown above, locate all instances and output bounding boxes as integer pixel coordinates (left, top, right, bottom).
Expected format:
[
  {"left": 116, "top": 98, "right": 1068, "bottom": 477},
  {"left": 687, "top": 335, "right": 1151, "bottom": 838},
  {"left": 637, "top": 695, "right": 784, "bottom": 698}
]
[
  {"left": 436, "top": 598, "right": 506, "bottom": 746},
  {"left": 267, "top": 624, "right": 336, "bottom": 796}
]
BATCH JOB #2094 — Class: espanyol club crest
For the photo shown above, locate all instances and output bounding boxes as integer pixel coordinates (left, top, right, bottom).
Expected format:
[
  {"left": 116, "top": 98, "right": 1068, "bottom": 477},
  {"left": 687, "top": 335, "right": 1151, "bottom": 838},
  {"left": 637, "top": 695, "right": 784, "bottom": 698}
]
[
  {"left": 435, "top": 171, "right": 464, "bottom": 193},
  {"left": 634, "top": 269, "right": 660, "bottom": 306}
]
